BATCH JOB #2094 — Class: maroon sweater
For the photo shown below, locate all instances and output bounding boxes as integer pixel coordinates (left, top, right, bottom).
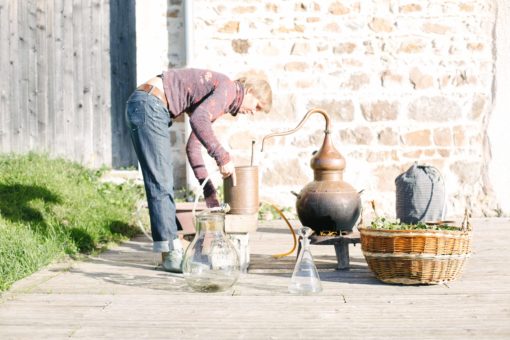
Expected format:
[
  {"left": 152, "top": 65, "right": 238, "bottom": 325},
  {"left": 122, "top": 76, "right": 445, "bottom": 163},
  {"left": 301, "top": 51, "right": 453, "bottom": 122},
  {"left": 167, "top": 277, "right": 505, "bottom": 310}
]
[{"left": 161, "top": 68, "right": 243, "bottom": 183}]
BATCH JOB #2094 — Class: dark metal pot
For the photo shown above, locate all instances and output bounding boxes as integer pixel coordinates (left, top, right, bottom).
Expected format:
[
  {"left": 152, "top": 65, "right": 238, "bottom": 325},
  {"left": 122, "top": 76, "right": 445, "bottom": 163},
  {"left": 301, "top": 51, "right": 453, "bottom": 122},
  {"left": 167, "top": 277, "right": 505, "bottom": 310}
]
[
  {"left": 262, "top": 108, "right": 361, "bottom": 234},
  {"left": 293, "top": 177, "right": 361, "bottom": 234}
]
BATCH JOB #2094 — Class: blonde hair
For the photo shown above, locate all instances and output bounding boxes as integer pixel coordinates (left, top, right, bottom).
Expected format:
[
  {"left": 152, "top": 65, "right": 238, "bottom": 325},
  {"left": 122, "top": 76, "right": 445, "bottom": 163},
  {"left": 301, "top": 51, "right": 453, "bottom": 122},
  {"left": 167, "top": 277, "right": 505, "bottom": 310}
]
[{"left": 237, "top": 77, "right": 272, "bottom": 113}]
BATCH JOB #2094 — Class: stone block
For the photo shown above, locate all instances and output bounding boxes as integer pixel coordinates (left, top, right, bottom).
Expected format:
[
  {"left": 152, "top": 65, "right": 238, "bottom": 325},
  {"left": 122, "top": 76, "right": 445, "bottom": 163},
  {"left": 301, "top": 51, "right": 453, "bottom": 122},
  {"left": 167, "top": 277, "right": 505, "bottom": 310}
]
[
  {"left": 333, "top": 42, "right": 356, "bottom": 54},
  {"left": 381, "top": 70, "right": 403, "bottom": 87},
  {"left": 367, "top": 151, "right": 398, "bottom": 162},
  {"left": 324, "top": 22, "right": 341, "bottom": 32},
  {"left": 402, "top": 129, "right": 432, "bottom": 146},
  {"left": 329, "top": 2, "right": 350, "bottom": 15},
  {"left": 284, "top": 61, "right": 309, "bottom": 72},
  {"left": 219, "top": 21, "right": 240, "bottom": 33},
  {"left": 345, "top": 73, "right": 370, "bottom": 90},
  {"left": 291, "top": 42, "right": 311, "bottom": 56},
  {"left": 261, "top": 158, "right": 309, "bottom": 187},
  {"left": 361, "top": 100, "right": 399, "bottom": 121},
  {"left": 399, "top": 41, "right": 425, "bottom": 53},
  {"left": 369, "top": 18, "right": 394, "bottom": 33},
  {"left": 409, "top": 68, "right": 434, "bottom": 89},
  {"left": 374, "top": 165, "right": 402, "bottom": 191},
  {"left": 232, "top": 39, "right": 250, "bottom": 54},
  {"left": 352, "top": 127, "right": 374, "bottom": 145},
  {"left": 399, "top": 4, "right": 422, "bottom": 13},
  {"left": 459, "top": 3, "right": 475, "bottom": 12},
  {"left": 378, "top": 127, "right": 399, "bottom": 145},
  {"left": 422, "top": 23, "right": 450, "bottom": 34},
  {"left": 433, "top": 128, "right": 452, "bottom": 146},
  {"left": 470, "top": 94, "right": 486, "bottom": 120},
  {"left": 233, "top": 6, "right": 256, "bottom": 14},
  {"left": 307, "top": 99, "right": 354, "bottom": 122},
  {"left": 467, "top": 42, "right": 484, "bottom": 51},
  {"left": 408, "top": 96, "right": 461, "bottom": 122},
  {"left": 453, "top": 126, "right": 466, "bottom": 146},
  {"left": 225, "top": 213, "right": 258, "bottom": 233}
]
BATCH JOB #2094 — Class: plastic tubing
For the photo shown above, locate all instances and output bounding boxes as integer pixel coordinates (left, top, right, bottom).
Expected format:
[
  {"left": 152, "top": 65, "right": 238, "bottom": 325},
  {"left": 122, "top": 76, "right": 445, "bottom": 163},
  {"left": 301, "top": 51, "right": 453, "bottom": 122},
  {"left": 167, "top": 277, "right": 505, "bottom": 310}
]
[{"left": 260, "top": 200, "right": 298, "bottom": 259}]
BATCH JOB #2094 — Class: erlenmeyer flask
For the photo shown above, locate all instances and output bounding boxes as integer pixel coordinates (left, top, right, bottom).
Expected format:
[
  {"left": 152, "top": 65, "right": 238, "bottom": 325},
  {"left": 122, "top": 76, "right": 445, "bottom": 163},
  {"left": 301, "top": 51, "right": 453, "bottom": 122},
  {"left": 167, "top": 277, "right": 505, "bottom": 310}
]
[
  {"left": 182, "top": 210, "right": 240, "bottom": 292},
  {"left": 288, "top": 227, "right": 322, "bottom": 294}
]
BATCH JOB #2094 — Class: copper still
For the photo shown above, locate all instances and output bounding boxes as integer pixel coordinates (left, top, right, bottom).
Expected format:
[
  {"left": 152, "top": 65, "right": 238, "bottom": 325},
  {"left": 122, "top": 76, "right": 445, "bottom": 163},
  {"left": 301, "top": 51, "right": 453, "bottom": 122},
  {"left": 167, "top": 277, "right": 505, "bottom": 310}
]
[{"left": 261, "top": 108, "right": 361, "bottom": 234}]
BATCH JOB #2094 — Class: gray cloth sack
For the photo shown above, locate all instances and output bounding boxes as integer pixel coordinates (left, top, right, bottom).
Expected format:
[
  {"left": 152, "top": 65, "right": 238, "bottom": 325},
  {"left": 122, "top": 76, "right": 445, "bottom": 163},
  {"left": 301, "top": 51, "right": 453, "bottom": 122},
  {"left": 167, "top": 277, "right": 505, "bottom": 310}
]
[{"left": 395, "top": 163, "right": 446, "bottom": 224}]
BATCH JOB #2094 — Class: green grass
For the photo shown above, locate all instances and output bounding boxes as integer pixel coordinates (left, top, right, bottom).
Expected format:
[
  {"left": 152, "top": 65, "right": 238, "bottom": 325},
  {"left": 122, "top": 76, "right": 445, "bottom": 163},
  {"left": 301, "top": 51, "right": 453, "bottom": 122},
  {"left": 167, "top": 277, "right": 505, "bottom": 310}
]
[{"left": 0, "top": 153, "right": 145, "bottom": 291}]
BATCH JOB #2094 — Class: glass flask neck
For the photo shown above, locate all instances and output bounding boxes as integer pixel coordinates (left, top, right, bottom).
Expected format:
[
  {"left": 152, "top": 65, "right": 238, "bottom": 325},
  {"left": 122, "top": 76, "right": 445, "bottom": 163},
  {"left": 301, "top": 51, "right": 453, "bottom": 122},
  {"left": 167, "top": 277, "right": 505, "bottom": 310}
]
[
  {"left": 195, "top": 213, "right": 225, "bottom": 233},
  {"left": 300, "top": 235, "right": 310, "bottom": 249}
]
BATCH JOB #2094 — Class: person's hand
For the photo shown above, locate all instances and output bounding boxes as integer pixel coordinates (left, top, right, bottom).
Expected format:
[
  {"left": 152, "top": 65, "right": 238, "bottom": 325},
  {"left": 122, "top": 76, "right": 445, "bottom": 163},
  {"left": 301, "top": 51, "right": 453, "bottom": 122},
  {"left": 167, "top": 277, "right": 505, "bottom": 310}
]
[
  {"left": 205, "top": 195, "right": 220, "bottom": 208},
  {"left": 199, "top": 178, "right": 220, "bottom": 208},
  {"left": 219, "top": 161, "right": 237, "bottom": 186}
]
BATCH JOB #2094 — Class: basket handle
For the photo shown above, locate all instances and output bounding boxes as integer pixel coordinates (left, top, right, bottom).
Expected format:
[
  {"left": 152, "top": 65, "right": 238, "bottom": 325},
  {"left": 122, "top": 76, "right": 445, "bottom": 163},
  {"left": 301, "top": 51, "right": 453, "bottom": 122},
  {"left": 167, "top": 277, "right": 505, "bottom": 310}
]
[
  {"left": 461, "top": 208, "right": 472, "bottom": 231},
  {"left": 357, "top": 198, "right": 378, "bottom": 230}
]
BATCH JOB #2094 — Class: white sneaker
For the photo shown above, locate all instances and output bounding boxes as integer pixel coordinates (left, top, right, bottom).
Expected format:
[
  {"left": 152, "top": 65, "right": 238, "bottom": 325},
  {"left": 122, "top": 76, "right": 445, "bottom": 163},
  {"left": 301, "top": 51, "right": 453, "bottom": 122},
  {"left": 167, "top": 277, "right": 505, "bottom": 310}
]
[{"left": 162, "top": 249, "right": 183, "bottom": 273}]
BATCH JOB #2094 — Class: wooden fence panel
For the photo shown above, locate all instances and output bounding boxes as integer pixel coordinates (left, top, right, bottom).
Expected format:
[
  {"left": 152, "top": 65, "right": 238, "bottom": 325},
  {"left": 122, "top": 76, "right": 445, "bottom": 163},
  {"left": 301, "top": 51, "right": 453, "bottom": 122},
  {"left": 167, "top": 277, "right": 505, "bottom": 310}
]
[
  {"left": 8, "top": 2, "right": 20, "bottom": 153},
  {"left": 52, "top": 0, "right": 66, "bottom": 158},
  {"left": 45, "top": 0, "right": 56, "bottom": 155},
  {"left": 98, "top": 0, "right": 111, "bottom": 166},
  {"left": 0, "top": 0, "right": 137, "bottom": 168},
  {"left": 0, "top": 2, "right": 9, "bottom": 152},
  {"left": 35, "top": 0, "right": 48, "bottom": 150},
  {"left": 80, "top": 0, "right": 93, "bottom": 165},
  {"left": 27, "top": 0, "right": 38, "bottom": 151},
  {"left": 91, "top": 0, "right": 106, "bottom": 166}
]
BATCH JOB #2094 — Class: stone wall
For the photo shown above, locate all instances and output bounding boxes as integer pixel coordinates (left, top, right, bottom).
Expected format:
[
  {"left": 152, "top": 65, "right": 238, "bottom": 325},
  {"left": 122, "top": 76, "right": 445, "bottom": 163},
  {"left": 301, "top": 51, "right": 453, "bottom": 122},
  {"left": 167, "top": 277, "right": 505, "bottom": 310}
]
[{"left": 143, "top": 0, "right": 503, "bottom": 218}]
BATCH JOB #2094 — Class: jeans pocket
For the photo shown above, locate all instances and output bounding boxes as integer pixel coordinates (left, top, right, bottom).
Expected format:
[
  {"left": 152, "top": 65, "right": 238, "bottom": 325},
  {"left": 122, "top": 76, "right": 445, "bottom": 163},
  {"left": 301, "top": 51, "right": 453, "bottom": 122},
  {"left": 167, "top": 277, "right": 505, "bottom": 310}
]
[
  {"left": 145, "top": 96, "right": 172, "bottom": 131},
  {"left": 125, "top": 93, "right": 147, "bottom": 130}
]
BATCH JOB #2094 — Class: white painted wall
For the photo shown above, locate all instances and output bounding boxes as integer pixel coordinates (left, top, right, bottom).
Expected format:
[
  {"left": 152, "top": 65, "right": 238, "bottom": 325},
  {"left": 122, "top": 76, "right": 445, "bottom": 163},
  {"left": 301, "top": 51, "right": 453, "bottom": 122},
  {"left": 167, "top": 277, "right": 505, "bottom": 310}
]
[
  {"left": 488, "top": 0, "right": 510, "bottom": 214},
  {"left": 135, "top": 0, "right": 171, "bottom": 83}
]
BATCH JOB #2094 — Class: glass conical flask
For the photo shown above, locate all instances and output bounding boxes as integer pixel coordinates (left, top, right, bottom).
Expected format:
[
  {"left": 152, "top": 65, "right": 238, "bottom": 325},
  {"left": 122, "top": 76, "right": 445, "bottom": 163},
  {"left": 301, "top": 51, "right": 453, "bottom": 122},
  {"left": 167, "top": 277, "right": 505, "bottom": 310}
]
[
  {"left": 182, "top": 210, "right": 240, "bottom": 292},
  {"left": 288, "top": 227, "right": 322, "bottom": 294}
]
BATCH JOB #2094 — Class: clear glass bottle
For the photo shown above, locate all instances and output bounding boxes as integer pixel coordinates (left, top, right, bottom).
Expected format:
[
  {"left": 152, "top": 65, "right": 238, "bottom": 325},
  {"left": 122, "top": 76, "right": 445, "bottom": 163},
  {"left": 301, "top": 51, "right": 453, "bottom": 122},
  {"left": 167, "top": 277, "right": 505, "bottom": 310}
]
[
  {"left": 182, "top": 210, "right": 240, "bottom": 292},
  {"left": 288, "top": 227, "right": 323, "bottom": 294}
]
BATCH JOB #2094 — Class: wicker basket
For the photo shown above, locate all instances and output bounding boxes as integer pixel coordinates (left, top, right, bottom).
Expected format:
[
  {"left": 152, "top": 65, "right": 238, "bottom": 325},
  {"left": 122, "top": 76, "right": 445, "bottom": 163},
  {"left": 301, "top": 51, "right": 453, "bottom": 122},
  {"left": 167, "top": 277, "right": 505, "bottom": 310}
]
[{"left": 359, "top": 211, "right": 472, "bottom": 285}]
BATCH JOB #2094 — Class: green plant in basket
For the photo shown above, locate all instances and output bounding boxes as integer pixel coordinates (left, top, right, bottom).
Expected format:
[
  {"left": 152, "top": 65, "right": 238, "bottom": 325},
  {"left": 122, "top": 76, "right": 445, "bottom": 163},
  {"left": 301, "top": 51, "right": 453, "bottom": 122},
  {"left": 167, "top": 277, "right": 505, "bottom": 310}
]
[{"left": 369, "top": 216, "right": 461, "bottom": 231}]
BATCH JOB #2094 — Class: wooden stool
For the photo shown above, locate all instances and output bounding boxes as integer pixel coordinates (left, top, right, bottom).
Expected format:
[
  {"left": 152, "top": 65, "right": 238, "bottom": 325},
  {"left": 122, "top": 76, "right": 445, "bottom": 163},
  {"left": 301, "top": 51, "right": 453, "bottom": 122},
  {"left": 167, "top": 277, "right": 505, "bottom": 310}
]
[{"left": 298, "top": 231, "right": 360, "bottom": 270}]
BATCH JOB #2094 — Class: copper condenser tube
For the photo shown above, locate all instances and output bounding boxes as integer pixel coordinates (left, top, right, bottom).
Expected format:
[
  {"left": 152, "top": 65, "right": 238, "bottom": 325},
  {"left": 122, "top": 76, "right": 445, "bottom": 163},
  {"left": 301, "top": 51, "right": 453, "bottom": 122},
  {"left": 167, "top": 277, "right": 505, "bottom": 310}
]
[{"left": 223, "top": 166, "right": 259, "bottom": 215}]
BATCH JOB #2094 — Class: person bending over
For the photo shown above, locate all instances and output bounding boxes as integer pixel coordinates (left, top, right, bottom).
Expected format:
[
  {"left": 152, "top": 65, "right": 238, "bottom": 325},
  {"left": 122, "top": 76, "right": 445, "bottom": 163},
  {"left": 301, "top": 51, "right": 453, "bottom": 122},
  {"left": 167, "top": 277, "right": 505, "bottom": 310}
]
[{"left": 125, "top": 68, "right": 272, "bottom": 272}]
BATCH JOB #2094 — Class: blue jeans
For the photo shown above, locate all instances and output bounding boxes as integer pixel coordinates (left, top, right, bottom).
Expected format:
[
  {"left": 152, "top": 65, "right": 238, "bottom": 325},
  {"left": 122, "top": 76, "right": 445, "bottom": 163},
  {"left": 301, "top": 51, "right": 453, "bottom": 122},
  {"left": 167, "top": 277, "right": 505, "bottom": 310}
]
[{"left": 125, "top": 90, "right": 178, "bottom": 253}]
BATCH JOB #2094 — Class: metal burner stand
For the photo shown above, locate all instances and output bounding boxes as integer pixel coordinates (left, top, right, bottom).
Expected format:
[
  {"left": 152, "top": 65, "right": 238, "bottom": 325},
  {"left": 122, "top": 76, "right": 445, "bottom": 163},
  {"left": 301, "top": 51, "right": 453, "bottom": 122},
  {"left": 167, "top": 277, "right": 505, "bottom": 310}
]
[{"left": 299, "top": 231, "right": 360, "bottom": 270}]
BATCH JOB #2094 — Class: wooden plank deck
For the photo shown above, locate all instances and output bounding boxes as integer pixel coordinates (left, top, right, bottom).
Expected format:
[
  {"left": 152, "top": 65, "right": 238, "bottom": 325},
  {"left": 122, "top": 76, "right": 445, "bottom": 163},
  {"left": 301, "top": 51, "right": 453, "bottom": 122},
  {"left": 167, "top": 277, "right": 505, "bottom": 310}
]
[{"left": 1, "top": 218, "right": 509, "bottom": 339}]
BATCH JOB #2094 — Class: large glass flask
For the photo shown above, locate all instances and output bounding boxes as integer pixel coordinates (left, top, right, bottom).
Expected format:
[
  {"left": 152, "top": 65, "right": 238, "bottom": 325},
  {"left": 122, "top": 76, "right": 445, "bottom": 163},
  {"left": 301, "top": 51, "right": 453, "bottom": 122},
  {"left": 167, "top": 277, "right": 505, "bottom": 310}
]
[
  {"left": 182, "top": 211, "right": 241, "bottom": 292},
  {"left": 288, "top": 227, "right": 323, "bottom": 294}
]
